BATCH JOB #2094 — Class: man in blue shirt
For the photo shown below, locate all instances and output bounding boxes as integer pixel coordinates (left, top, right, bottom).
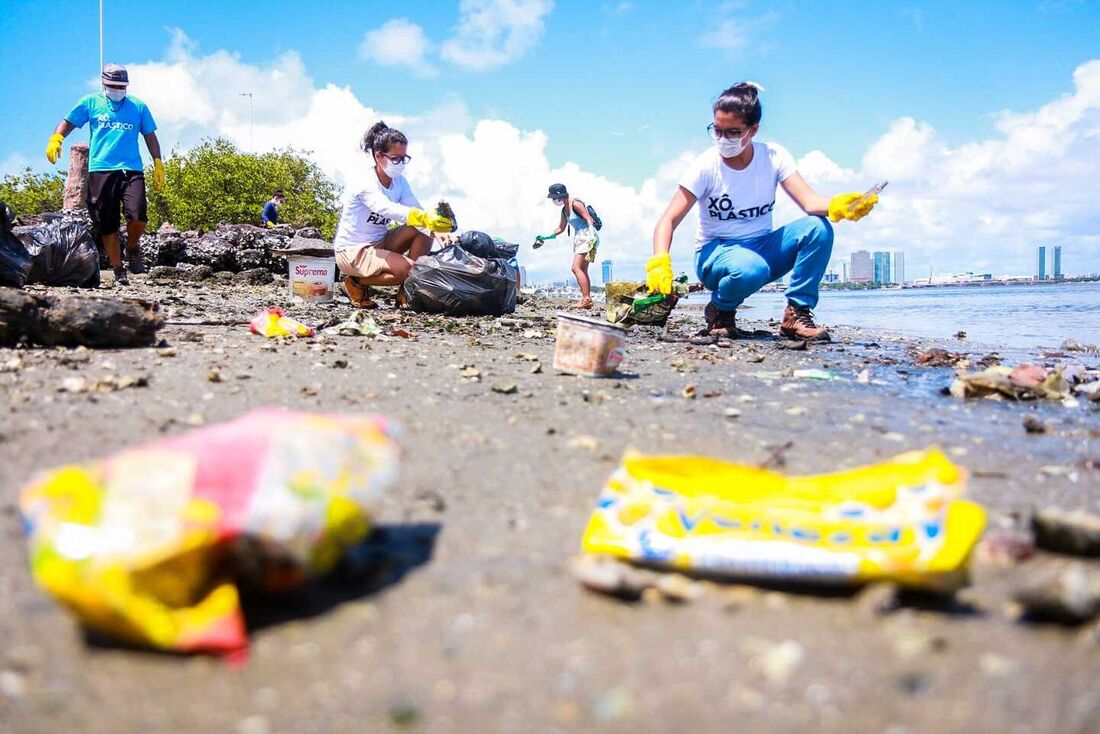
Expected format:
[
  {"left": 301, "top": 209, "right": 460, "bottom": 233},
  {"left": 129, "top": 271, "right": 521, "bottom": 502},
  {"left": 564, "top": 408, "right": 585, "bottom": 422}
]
[
  {"left": 261, "top": 191, "right": 285, "bottom": 227},
  {"left": 45, "top": 64, "right": 165, "bottom": 285}
]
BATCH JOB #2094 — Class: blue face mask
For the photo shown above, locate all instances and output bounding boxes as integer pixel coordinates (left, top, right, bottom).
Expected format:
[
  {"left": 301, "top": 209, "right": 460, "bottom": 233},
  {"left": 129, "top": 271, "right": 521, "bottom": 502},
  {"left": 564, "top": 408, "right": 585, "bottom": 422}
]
[{"left": 104, "top": 87, "right": 127, "bottom": 103}]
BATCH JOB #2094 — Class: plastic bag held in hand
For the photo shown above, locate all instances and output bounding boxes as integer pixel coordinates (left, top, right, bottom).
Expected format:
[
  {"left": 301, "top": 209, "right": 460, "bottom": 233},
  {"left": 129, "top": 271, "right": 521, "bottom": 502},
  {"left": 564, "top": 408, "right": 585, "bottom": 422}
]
[
  {"left": 249, "top": 307, "right": 314, "bottom": 338},
  {"left": 18, "top": 409, "right": 401, "bottom": 654},
  {"left": 645, "top": 252, "right": 673, "bottom": 295}
]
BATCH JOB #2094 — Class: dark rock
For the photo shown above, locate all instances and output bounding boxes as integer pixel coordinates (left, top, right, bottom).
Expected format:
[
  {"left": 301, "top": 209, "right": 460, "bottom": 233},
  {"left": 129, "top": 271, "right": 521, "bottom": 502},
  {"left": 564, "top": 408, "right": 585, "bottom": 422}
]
[
  {"left": 148, "top": 266, "right": 179, "bottom": 281},
  {"left": 0, "top": 289, "right": 163, "bottom": 348},
  {"left": 182, "top": 265, "right": 214, "bottom": 282},
  {"left": 274, "top": 234, "right": 334, "bottom": 259},
  {"left": 233, "top": 268, "right": 274, "bottom": 286},
  {"left": 237, "top": 248, "right": 266, "bottom": 270},
  {"left": 183, "top": 235, "right": 236, "bottom": 271},
  {"left": 1023, "top": 415, "right": 1048, "bottom": 434},
  {"left": 1032, "top": 507, "right": 1100, "bottom": 557},
  {"left": 295, "top": 226, "right": 323, "bottom": 239},
  {"left": 212, "top": 271, "right": 234, "bottom": 283}
]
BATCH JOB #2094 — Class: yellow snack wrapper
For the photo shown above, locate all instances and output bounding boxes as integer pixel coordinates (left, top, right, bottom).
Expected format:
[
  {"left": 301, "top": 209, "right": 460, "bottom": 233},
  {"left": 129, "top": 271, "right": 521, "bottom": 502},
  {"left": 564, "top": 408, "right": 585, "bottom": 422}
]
[
  {"left": 581, "top": 448, "right": 985, "bottom": 592},
  {"left": 19, "top": 409, "right": 399, "bottom": 655}
]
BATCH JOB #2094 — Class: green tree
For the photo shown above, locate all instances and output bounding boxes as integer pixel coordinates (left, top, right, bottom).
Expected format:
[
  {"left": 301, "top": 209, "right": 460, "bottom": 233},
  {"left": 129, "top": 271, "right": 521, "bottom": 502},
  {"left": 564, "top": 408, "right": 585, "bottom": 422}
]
[
  {"left": 0, "top": 168, "right": 64, "bottom": 216},
  {"left": 146, "top": 138, "right": 342, "bottom": 238}
]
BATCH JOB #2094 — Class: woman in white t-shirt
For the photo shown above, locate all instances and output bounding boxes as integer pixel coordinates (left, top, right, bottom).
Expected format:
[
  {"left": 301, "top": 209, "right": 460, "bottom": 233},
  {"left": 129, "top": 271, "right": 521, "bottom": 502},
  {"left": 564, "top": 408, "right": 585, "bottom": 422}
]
[
  {"left": 647, "top": 82, "right": 878, "bottom": 340},
  {"left": 333, "top": 121, "right": 453, "bottom": 307}
]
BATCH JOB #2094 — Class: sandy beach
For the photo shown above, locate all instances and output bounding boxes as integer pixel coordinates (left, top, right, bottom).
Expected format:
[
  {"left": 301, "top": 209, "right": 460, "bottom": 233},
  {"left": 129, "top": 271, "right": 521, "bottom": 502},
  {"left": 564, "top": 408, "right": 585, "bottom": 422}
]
[{"left": 1, "top": 273, "right": 1098, "bottom": 733}]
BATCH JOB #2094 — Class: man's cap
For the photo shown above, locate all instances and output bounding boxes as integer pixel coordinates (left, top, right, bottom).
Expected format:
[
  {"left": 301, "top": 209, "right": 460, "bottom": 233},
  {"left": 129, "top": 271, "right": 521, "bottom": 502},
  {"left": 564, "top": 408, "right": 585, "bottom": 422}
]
[
  {"left": 547, "top": 183, "right": 568, "bottom": 199},
  {"left": 101, "top": 64, "right": 129, "bottom": 87}
]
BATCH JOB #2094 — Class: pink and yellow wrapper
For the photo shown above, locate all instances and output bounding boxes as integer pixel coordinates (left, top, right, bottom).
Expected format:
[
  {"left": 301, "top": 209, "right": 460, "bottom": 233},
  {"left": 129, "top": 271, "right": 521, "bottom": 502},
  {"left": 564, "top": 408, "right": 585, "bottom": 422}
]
[
  {"left": 581, "top": 448, "right": 985, "bottom": 592},
  {"left": 19, "top": 410, "right": 399, "bottom": 654}
]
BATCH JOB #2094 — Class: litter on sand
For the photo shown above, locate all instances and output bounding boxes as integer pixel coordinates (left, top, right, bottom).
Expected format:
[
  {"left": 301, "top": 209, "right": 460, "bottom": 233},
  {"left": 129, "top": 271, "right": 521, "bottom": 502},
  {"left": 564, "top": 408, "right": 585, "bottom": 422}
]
[
  {"left": 249, "top": 307, "right": 315, "bottom": 338},
  {"left": 579, "top": 448, "right": 986, "bottom": 593},
  {"left": 949, "top": 365, "right": 1069, "bottom": 400},
  {"left": 18, "top": 409, "right": 400, "bottom": 655},
  {"left": 322, "top": 310, "right": 380, "bottom": 337}
]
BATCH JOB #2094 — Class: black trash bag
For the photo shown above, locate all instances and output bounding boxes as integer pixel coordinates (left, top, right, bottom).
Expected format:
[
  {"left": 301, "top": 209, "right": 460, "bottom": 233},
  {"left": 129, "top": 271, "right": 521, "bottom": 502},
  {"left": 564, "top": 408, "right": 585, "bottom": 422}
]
[
  {"left": 402, "top": 245, "right": 517, "bottom": 316},
  {"left": 456, "top": 230, "right": 520, "bottom": 260},
  {"left": 0, "top": 200, "right": 33, "bottom": 287},
  {"left": 22, "top": 215, "right": 101, "bottom": 287}
]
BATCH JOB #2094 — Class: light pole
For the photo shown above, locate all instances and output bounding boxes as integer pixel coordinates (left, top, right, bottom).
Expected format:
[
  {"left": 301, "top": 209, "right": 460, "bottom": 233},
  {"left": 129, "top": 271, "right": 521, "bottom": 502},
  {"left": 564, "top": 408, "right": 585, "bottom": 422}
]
[
  {"left": 239, "top": 92, "right": 254, "bottom": 152},
  {"left": 99, "top": 0, "right": 104, "bottom": 72}
]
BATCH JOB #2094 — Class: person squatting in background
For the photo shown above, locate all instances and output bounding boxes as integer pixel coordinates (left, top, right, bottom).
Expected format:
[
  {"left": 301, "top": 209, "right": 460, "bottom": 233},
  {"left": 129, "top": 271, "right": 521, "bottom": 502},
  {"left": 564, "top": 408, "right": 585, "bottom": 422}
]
[
  {"left": 262, "top": 191, "right": 285, "bottom": 227},
  {"left": 534, "top": 183, "right": 600, "bottom": 309},
  {"left": 332, "top": 121, "right": 454, "bottom": 307},
  {"left": 647, "top": 82, "right": 878, "bottom": 341},
  {"left": 46, "top": 63, "right": 165, "bottom": 285}
]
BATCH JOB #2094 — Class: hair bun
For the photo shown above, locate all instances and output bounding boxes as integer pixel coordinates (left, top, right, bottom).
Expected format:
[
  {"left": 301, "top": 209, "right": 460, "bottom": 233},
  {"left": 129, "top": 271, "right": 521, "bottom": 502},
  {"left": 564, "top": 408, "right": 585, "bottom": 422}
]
[{"left": 741, "top": 81, "right": 766, "bottom": 93}]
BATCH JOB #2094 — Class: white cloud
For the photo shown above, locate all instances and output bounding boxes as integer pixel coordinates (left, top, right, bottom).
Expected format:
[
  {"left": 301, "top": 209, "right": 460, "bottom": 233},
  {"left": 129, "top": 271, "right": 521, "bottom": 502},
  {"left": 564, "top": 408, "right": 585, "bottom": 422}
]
[
  {"left": 358, "top": 18, "right": 436, "bottom": 77},
  {"left": 95, "top": 33, "right": 1100, "bottom": 281},
  {"left": 700, "top": 10, "right": 779, "bottom": 54},
  {"left": 1, "top": 152, "right": 32, "bottom": 177},
  {"left": 440, "top": 0, "right": 554, "bottom": 72}
]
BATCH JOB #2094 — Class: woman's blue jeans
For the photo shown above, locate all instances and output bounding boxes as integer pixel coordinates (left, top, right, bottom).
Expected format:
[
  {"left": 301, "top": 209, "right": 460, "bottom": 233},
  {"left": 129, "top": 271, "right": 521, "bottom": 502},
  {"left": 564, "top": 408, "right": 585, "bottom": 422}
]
[{"left": 694, "top": 216, "right": 834, "bottom": 311}]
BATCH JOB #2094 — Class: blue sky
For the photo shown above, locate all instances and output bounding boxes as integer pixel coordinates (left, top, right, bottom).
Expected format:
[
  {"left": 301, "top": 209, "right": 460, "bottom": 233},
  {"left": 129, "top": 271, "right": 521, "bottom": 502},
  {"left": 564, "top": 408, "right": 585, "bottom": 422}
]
[{"left": 1, "top": 0, "right": 1098, "bottom": 281}]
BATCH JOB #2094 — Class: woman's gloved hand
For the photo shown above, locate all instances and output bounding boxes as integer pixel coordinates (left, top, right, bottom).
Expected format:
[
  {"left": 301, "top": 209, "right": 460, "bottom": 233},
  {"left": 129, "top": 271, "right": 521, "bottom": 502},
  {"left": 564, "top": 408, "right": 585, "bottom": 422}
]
[
  {"left": 645, "top": 252, "right": 674, "bottom": 295},
  {"left": 828, "top": 192, "right": 878, "bottom": 222},
  {"left": 407, "top": 208, "right": 454, "bottom": 233}
]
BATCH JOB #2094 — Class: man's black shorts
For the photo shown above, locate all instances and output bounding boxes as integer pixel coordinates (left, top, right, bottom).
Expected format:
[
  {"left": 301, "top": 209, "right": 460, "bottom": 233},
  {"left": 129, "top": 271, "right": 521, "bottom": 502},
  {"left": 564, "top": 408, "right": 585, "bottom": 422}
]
[{"left": 86, "top": 170, "right": 147, "bottom": 236}]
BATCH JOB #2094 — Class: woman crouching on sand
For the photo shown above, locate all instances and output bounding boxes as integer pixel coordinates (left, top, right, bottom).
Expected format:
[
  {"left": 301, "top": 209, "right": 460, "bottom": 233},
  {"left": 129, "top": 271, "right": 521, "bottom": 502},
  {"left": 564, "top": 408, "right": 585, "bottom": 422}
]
[
  {"left": 646, "top": 82, "right": 879, "bottom": 341},
  {"left": 334, "top": 121, "right": 454, "bottom": 307}
]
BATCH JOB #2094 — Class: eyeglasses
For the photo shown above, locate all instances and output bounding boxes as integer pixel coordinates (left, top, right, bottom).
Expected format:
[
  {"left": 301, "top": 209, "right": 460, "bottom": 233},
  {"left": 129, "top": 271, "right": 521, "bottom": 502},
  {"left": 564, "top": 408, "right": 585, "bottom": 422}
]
[
  {"left": 379, "top": 153, "right": 412, "bottom": 164},
  {"left": 707, "top": 123, "right": 746, "bottom": 141}
]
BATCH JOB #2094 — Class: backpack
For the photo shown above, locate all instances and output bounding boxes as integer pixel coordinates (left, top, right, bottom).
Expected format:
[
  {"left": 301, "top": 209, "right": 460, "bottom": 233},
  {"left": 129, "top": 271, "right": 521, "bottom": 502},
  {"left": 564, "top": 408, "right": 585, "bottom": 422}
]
[{"left": 565, "top": 199, "right": 603, "bottom": 232}]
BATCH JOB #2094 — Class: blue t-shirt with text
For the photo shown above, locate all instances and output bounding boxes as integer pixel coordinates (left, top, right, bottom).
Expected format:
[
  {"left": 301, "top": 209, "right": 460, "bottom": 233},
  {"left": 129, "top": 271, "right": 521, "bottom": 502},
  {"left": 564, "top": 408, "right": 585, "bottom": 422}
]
[
  {"left": 262, "top": 201, "right": 279, "bottom": 225},
  {"left": 65, "top": 93, "right": 157, "bottom": 173}
]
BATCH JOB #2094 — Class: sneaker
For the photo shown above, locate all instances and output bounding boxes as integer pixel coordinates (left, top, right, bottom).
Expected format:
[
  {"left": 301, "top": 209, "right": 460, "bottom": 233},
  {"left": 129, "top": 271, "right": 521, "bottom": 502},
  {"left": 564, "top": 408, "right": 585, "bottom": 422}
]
[
  {"left": 780, "top": 303, "right": 830, "bottom": 341},
  {"left": 113, "top": 267, "right": 130, "bottom": 285},
  {"left": 127, "top": 250, "right": 146, "bottom": 274},
  {"left": 701, "top": 301, "right": 739, "bottom": 337},
  {"left": 342, "top": 276, "right": 377, "bottom": 308}
]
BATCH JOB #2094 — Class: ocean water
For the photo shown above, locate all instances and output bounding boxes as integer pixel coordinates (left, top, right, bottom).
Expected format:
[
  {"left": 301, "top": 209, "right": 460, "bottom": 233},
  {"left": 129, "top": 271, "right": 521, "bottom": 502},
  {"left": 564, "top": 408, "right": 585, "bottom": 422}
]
[{"left": 710, "top": 282, "right": 1100, "bottom": 351}]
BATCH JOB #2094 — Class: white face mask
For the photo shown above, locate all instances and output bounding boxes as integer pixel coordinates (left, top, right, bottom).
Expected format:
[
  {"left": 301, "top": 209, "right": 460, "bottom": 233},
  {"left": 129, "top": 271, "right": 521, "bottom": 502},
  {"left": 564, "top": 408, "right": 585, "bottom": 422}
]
[
  {"left": 104, "top": 87, "right": 127, "bottom": 102},
  {"left": 382, "top": 159, "right": 406, "bottom": 178},
  {"left": 717, "top": 134, "right": 747, "bottom": 158}
]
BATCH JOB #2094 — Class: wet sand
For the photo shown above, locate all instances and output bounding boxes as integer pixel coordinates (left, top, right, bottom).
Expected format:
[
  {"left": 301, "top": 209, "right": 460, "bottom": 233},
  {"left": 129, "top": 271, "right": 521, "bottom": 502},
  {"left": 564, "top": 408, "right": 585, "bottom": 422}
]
[{"left": 1, "top": 275, "right": 1098, "bottom": 733}]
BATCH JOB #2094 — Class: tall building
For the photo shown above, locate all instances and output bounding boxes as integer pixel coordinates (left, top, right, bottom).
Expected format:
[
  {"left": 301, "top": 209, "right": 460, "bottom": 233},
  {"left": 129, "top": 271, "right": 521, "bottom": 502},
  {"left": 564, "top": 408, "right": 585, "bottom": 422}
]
[
  {"left": 1053, "top": 246, "right": 1063, "bottom": 280},
  {"left": 872, "top": 251, "right": 891, "bottom": 284},
  {"left": 893, "top": 251, "right": 905, "bottom": 285},
  {"left": 601, "top": 259, "right": 613, "bottom": 284},
  {"left": 842, "top": 262, "right": 848, "bottom": 282},
  {"left": 1037, "top": 246, "right": 1047, "bottom": 280},
  {"left": 850, "top": 250, "right": 872, "bottom": 282}
]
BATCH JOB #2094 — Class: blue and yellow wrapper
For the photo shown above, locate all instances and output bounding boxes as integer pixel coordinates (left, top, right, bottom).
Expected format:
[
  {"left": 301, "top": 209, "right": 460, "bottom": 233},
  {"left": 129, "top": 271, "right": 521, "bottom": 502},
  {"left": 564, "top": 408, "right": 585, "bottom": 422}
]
[{"left": 581, "top": 449, "right": 985, "bottom": 591}]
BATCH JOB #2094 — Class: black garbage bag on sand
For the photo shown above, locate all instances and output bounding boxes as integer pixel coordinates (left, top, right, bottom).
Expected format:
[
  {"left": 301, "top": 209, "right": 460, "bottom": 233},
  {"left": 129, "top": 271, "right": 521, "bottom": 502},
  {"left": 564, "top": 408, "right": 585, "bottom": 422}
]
[
  {"left": 402, "top": 245, "right": 517, "bottom": 316},
  {"left": 22, "top": 213, "right": 100, "bottom": 287},
  {"left": 456, "top": 230, "right": 520, "bottom": 259},
  {"left": 0, "top": 201, "right": 33, "bottom": 288}
]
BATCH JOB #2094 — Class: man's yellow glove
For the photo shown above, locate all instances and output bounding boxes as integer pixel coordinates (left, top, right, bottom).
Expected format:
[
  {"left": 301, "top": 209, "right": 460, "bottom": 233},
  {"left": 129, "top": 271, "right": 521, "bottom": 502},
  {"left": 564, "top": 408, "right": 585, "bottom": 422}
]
[
  {"left": 266, "top": 221, "right": 275, "bottom": 228},
  {"left": 645, "top": 252, "right": 674, "bottom": 296},
  {"left": 152, "top": 158, "right": 165, "bottom": 191},
  {"left": 46, "top": 133, "right": 65, "bottom": 165},
  {"left": 406, "top": 207, "right": 453, "bottom": 233},
  {"left": 828, "top": 192, "right": 878, "bottom": 223}
]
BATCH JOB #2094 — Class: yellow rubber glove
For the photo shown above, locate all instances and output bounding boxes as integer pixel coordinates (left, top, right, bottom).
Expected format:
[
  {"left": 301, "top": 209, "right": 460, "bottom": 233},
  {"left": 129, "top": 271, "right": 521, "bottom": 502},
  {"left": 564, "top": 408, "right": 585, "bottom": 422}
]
[
  {"left": 46, "top": 133, "right": 65, "bottom": 165},
  {"left": 266, "top": 221, "right": 275, "bottom": 228},
  {"left": 828, "top": 192, "right": 878, "bottom": 223},
  {"left": 152, "top": 158, "right": 165, "bottom": 191},
  {"left": 406, "top": 208, "right": 453, "bottom": 233},
  {"left": 645, "top": 252, "right": 674, "bottom": 295}
]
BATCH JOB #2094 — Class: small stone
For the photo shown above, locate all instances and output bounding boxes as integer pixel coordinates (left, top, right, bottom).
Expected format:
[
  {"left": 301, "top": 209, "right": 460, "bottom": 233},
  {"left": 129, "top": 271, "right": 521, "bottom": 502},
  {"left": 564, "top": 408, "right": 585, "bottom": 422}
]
[
  {"left": 895, "top": 672, "right": 930, "bottom": 696},
  {"left": 723, "top": 407, "right": 742, "bottom": 419},
  {"left": 681, "top": 384, "right": 697, "bottom": 399},
  {"left": 1032, "top": 507, "right": 1100, "bottom": 557},
  {"left": 1012, "top": 558, "right": 1100, "bottom": 623},
  {"left": 1022, "top": 415, "right": 1047, "bottom": 434},
  {"left": 570, "top": 555, "right": 656, "bottom": 600},
  {"left": 207, "top": 367, "right": 224, "bottom": 383},
  {"left": 459, "top": 366, "right": 480, "bottom": 380},
  {"left": 531, "top": 362, "right": 543, "bottom": 374},
  {"left": 567, "top": 435, "right": 599, "bottom": 451},
  {"left": 745, "top": 354, "right": 766, "bottom": 364},
  {"left": 60, "top": 376, "right": 87, "bottom": 393},
  {"left": 856, "top": 582, "right": 902, "bottom": 617},
  {"left": 891, "top": 632, "right": 948, "bottom": 660},
  {"left": 748, "top": 640, "right": 804, "bottom": 687},
  {"left": 388, "top": 696, "right": 421, "bottom": 727},
  {"left": 654, "top": 573, "right": 705, "bottom": 603},
  {"left": 491, "top": 381, "right": 518, "bottom": 395},
  {"left": 332, "top": 359, "right": 349, "bottom": 369},
  {"left": 979, "top": 654, "right": 1018, "bottom": 677},
  {"left": 856, "top": 368, "right": 871, "bottom": 384},
  {"left": 975, "top": 531, "right": 1035, "bottom": 567},
  {"left": 156, "top": 346, "right": 178, "bottom": 357},
  {"left": 0, "top": 669, "right": 27, "bottom": 699},
  {"left": 785, "top": 406, "right": 807, "bottom": 416}
]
